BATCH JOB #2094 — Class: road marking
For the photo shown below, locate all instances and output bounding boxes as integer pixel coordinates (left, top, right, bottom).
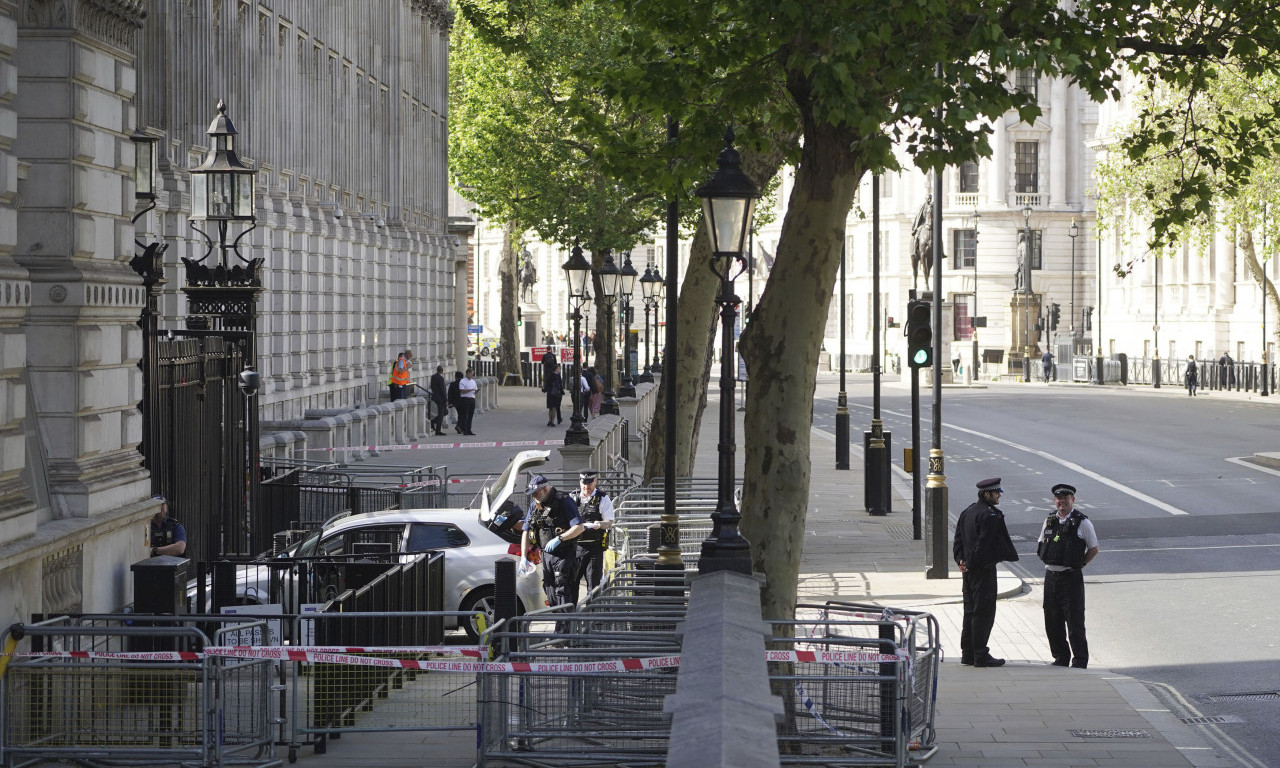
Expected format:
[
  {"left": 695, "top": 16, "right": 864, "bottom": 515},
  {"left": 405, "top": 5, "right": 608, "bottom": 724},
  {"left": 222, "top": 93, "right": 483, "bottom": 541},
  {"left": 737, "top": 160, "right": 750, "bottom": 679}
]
[
  {"left": 1226, "top": 455, "right": 1280, "bottom": 478},
  {"left": 839, "top": 401, "right": 1190, "bottom": 516}
]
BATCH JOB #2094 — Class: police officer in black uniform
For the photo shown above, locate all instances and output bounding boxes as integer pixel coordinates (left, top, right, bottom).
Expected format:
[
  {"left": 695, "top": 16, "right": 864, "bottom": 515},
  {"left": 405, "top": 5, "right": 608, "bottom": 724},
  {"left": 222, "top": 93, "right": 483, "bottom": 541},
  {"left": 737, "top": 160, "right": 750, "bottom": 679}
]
[
  {"left": 1037, "top": 483, "right": 1099, "bottom": 668},
  {"left": 148, "top": 494, "right": 188, "bottom": 558},
  {"left": 953, "top": 478, "right": 1019, "bottom": 667},
  {"left": 520, "top": 475, "right": 584, "bottom": 609},
  {"left": 571, "top": 469, "right": 614, "bottom": 593}
]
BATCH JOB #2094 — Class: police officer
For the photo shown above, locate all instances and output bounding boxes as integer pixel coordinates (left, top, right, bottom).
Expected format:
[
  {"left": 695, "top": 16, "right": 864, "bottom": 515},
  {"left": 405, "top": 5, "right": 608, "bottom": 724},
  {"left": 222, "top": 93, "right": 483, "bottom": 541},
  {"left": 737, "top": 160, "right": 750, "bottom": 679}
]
[
  {"left": 148, "top": 494, "right": 188, "bottom": 558},
  {"left": 571, "top": 469, "right": 614, "bottom": 593},
  {"left": 1037, "top": 483, "right": 1099, "bottom": 668},
  {"left": 953, "top": 478, "right": 1019, "bottom": 667},
  {"left": 520, "top": 475, "right": 584, "bottom": 609}
]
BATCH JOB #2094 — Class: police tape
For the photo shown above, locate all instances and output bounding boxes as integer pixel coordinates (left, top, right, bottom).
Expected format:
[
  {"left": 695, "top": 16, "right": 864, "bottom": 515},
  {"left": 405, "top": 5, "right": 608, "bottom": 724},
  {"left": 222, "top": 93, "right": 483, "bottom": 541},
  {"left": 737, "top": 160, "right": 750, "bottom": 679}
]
[
  {"left": 299, "top": 439, "right": 565, "bottom": 453},
  {"left": 3, "top": 646, "right": 907, "bottom": 671}
]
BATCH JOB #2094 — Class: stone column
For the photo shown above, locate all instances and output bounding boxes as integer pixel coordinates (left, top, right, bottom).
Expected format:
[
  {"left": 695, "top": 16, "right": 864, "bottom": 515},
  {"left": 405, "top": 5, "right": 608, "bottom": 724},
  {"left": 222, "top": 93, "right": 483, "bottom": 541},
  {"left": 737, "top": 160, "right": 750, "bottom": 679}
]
[
  {"left": 15, "top": 0, "right": 152, "bottom": 519},
  {"left": 0, "top": 0, "right": 33, "bottom": 539}
]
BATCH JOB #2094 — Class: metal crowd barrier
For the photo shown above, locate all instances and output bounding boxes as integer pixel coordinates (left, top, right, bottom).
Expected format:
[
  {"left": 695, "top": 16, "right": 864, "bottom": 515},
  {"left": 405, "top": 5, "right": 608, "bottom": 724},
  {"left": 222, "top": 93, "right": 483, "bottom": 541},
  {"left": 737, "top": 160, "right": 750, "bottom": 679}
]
[
  {"left": 476, "top": 604, "right": 932, "bottom": 767},
  {"left": 288, "top": 611, "right": 485, "bottom": 762},
  {"left": 797, "top": 601, "right": 941, "bottom": 760},
  {"left": 0, "top": 617, "right": 279, "bottom": 768}
]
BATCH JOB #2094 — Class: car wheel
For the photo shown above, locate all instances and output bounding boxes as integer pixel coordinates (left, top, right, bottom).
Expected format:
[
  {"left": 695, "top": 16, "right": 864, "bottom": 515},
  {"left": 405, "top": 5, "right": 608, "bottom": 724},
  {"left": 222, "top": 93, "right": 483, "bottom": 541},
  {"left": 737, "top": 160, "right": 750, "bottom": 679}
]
[
  {"left": 460, "top": 588, "right": 495, "bottom": 641},
  {"left": 459, "top": 587, "right": 525, "bottom": 641}
]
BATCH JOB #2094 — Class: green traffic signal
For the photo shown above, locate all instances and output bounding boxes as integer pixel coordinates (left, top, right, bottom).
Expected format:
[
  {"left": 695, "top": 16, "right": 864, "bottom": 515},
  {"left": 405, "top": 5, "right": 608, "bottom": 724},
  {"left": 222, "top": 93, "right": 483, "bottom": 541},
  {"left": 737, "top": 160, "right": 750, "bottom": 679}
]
[{"left": 912, "top": 348, "right": 931, "bottom": 366}]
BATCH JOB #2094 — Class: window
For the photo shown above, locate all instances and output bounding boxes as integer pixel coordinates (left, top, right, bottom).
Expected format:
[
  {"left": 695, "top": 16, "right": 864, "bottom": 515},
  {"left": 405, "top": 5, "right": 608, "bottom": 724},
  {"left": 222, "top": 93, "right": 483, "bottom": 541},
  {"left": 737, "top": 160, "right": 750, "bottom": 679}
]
[
  {"left": 1030, "top": 230, "right": 1043, "bottom": 269},
  {"left": 954, "top": 294, "right": 974, "bottom": 340},
  {"left": 1015, "top": 68, "right": 1039, "bottom": 98},
  {"left": 407, "top": 523, "right": 472, "bottom": 551},
  {"left": 317, "top": 524, "right": 405, "bottom": 557},
  {"left": 1015, "top": 142, "right": 1039, "bottom": 193},
  {"left": 958, "top": 162, "right": 979, "bottom": 193},
  {"left": 953, "top": 229, "right": 977, "bottom": 269}
]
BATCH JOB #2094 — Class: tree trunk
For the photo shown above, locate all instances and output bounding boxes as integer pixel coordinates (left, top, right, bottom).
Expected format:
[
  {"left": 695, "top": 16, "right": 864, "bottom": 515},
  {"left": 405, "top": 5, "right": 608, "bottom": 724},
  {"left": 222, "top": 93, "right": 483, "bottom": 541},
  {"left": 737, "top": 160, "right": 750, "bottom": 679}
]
[
  {"left": 641, "top": 222, "right": 718, "bottom": 481},
  {"left": 738, "top": 130, "right": 861, "bottom": 623},
  {"left": 499, "top": 222, "right": 521, "bottom": 380},
  {"left": 1241, "top": 230, "right": 1280, "bottom": 355}
]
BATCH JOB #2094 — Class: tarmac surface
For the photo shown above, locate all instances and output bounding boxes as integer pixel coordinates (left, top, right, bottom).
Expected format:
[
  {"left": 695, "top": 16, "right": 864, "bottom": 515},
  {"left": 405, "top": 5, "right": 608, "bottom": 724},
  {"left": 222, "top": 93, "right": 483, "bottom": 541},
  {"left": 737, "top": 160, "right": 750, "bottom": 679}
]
[{"left": 275, "top": 377, "right": 1243, "bottom": 768}]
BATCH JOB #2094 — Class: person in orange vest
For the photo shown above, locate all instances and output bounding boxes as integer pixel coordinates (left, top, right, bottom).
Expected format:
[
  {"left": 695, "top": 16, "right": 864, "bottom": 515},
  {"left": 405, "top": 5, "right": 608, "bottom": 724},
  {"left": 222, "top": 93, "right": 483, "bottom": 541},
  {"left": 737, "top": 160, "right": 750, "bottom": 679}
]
[{"left": 389, "top": 349, "right": 412, "bottom": 400}]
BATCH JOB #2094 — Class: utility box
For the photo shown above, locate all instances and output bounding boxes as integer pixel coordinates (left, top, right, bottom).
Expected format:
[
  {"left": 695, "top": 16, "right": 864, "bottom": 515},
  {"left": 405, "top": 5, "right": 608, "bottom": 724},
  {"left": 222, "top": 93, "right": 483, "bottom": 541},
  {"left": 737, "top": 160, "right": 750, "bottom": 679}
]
[{"left": 131, "top": 555, "right": 189, "bottom": 615}]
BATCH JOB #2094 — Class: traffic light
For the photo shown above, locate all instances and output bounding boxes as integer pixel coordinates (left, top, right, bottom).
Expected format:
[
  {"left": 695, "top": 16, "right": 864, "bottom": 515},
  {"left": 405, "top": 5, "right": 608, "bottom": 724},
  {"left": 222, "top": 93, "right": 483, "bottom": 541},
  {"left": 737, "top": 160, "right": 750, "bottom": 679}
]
[
  {"left": 906, "top": 299, "right": 933, "bottom": 369},
  {"left": 1048, "top": 303, "right": 1060, "bottom": 331},
  {"left": 517, "top": 306, "right": 523, "bottom": 326}
]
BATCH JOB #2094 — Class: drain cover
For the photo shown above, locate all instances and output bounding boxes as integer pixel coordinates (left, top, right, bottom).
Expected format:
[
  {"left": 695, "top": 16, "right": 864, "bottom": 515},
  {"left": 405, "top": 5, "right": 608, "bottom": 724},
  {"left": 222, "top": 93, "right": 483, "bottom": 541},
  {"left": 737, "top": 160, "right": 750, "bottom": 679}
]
[
  {"left": 1208, "top": 692, "right": 1280, "bottom": 702},
  {"left": 1069, "top": 729, "right": 1151, "bottom": 739},
  {"left": 1181, "top": 715, "right": 1243, "bottom": 725},
  {"left": 885, "top": 523, "right": 913, "bottom": 540}
]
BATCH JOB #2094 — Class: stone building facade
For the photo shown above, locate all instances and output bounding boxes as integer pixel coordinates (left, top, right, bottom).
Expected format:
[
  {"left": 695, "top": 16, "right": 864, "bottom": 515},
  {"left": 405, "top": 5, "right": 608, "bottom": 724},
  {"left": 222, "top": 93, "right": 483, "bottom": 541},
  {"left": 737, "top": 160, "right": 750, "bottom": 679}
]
[{"left": 0, "top": 0, "right": 457, "bottom": 629}]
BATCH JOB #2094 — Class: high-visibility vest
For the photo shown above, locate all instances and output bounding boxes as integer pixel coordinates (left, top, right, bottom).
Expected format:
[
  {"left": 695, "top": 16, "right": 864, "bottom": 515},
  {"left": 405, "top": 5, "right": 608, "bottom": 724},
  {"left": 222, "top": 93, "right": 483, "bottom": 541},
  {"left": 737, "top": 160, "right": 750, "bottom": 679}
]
[{"left": 391, "top": 356, "right": 411, "bottom": 386}]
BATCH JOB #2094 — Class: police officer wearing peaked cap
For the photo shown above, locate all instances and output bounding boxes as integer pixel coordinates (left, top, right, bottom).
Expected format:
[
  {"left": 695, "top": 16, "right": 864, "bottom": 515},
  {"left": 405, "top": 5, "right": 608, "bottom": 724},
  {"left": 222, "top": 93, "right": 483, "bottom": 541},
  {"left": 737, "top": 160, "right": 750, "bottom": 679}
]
[
  {"left": 571, "top": 469, "right": 615, "bottom": 593},
  {"left": 1037, "top": 482, "right": 1099, "bottom": 668},
  {"left": 520, "top": 475, "right": 585, "bottom": 609},
  {"left": 953, "top": 477, "right": 1019, "bottom": 667}
]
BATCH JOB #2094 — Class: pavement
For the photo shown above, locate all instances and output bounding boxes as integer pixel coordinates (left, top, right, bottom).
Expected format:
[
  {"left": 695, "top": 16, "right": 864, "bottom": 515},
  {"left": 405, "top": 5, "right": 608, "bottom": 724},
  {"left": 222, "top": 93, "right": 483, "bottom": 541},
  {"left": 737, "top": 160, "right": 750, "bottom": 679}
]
[{"left": 280, "top": 377, "right": 1245, "bottom": 768}]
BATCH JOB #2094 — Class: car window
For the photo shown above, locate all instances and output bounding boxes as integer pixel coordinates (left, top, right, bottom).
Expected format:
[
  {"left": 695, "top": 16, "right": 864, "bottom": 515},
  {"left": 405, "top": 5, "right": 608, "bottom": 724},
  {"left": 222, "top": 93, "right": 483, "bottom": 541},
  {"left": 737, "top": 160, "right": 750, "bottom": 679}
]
[
  {"left": 318, "top": 524, "right": 405, "bottom": 557},
  {"left": 407, "top": 523, "right": 471, "bottom": 552}
]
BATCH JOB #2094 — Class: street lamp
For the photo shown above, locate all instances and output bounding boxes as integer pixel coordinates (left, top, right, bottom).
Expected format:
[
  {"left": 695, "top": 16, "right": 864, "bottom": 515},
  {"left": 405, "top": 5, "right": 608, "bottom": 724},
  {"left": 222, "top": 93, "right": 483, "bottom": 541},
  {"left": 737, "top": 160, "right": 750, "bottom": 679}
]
[
  {"left": 971, "top": 210, "right": 980, "bottom": 382},
  {"left": 617, "top": 252, "right": 639, "bottom": 397},
  {"left": 1022, "top": 204, "right": 1033, "bottom": 383},
  {"left": 130, "top": 128, "right": 168, "bottom": 489},
  {"left": 186, "top": 100, "right": 260, "bottom": 557},
  {"left": 562, "top": 244, "right": 592, "bottom": 445},
  {"left": 695, "top": 128, "right": 761, "bottom": 575},
  {"left": 597, "top": 250, "right": 621, "bottom": 415},
  {"left": 639, "top": 266, "right": 660, "bottom": 383},
  {"left": 1069, "top": 219, "right": 1079, "bottom": 352}
]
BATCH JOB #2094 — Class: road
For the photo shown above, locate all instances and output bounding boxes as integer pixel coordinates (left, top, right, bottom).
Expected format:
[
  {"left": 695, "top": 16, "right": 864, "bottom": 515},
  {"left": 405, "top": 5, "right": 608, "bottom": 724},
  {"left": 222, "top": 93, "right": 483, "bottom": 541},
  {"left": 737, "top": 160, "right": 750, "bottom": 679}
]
[{"left": 815, "top": 376, "right": 1280, "bottom": 768}]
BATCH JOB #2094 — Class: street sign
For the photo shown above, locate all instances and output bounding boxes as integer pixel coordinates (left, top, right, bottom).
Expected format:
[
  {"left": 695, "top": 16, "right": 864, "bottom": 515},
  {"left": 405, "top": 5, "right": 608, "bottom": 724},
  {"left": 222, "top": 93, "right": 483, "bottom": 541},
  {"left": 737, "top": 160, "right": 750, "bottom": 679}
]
[
  {"left": 468, "top": 324, "right": 483, "bottom": 334},
  {"left": 531, "top": 346, "right": 549, "bottom": 359},
  {"left": 560, "top": 348, "right": 575, "bottom": 363}
]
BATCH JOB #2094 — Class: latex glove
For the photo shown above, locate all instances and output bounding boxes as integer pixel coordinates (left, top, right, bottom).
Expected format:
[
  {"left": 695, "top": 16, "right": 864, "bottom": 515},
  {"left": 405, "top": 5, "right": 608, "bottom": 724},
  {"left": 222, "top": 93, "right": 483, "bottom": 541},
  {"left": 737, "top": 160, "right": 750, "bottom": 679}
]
[{"left": 545, "top": 536, "right": 562, "bottom": 554}]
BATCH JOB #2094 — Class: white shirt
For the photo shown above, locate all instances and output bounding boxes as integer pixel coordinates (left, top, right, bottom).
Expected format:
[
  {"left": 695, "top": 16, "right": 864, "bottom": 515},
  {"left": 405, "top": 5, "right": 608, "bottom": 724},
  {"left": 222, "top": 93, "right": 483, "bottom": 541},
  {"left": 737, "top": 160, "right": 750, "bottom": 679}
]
[{"left": 460, "top": 375, "right": 477, "bottom": 399}]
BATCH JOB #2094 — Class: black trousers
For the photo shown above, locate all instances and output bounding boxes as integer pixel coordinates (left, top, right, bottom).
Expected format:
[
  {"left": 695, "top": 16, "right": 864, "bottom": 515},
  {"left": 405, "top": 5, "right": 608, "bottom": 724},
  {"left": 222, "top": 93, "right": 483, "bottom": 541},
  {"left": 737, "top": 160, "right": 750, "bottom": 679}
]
[
  {"left": 542, "top": 549, "right": 579, "bottom": 609},
  {"left": 576, "top": 543, "right": 606, "bottom": 593},
  {"left": 960, "top": 566, "right": 998, "bottom": 662},
  {"left": 430, "top": 399, "right": 447, "bottom": 431},
  {"left": 459, "top": 398, "right": 476, "bottom": 433},
  {"left": 1043, "top": 568, "right": 1088, "bottom": 666}
]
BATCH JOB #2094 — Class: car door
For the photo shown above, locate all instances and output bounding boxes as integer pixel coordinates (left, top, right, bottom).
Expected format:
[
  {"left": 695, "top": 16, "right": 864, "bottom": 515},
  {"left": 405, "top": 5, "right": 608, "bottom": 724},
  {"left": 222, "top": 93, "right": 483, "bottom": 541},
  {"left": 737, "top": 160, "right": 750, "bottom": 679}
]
[
  {"left": 406, "top": 522, "right": 488, "bottom": 611},
  {"left": 308, "top": 523, "right": 407, "bottom": 604}
]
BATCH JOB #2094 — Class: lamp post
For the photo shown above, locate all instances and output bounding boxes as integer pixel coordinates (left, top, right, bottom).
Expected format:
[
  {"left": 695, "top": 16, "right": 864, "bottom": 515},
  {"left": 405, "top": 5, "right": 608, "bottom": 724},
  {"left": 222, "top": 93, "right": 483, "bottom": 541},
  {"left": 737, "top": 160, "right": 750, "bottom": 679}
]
[
  {"left": 1022, "top": 204, "right": 1033, "bottom": 382},
  {"left": 1153, "top": 255, "right": 1161, "bottom": 388},
  {"left": 597, "top": 251, "right": 622, "bottom": 415},
  {"left": 185, "top": 100, "right": 260, "bottom": 557},
  {"left": 618, "top": 252, "right": 638, "bottom": 397},
  {"left": 639, "top": 266, "right": 659, "bottom": 383},
  {"left": 835, "top": 240, "right": 849, "bottom": 469},
  {"left": 695, "top": 128, "right": 760, "bottom": 575},
  {"left": 651, "top": 275, "right": 664, "bottom": 373},
  {"left": 971, "top": 209, "right": 980, "bottom": 382},
  {"left": 562, "top": 245, "right": 592, "bottom": 444},
  {"left": 1096, "top": 228, "right": 1105, "bottom": 384},
  {"left": 129, "top": 129, "right": 168, "bottom": 486}
]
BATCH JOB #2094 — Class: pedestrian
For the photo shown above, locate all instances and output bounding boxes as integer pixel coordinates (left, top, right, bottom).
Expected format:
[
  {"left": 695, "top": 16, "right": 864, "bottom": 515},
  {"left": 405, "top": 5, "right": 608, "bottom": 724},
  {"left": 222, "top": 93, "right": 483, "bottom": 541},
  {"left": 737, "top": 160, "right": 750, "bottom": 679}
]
[
  {"left": 520, "top": 475, "right": 584, "bottom": 610},
  {"left": 429, "top": 365, "right": 448, "bottom": 435},
  {"left": 458, "top": 367, "right": 479, "bottom": 435},
  {"left": 1041, "top": 349, "right": 1053, "bottom": 382},
  {"left": 1218, "top": 351, "right": 1234, "bottom": 388},
  {"left": 953, "top": 477, "right": 1020, "bottom": 667},
  {"left": 388, "top": 349, "right": 412, "bottom": 400},
  {"left": 447, "top": 371, "right": 463, "bottom": 433},
  {"left": 542, "top": 361, "right": 565, "bottom": 426},
  {"left": 587, "top": 367, "right": 603, "bottom": 415},
  {"left": 1036, "top": 483, "right": 1099, "bottom": 668},
  {"left": 148, "top": 495, "right": 187, "bottom": 558},
  {"left": 541, "top": 347, "right": 556, "bottom": 384},
  {"left": 571, "top": 469, "right": 614, "bottom": 593},
  {"left": 575, "top": 368, "right": 591, "bottom": 422},
  {"left": 1184, "top": 355, "right": 1198, "bottom": 396}
]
